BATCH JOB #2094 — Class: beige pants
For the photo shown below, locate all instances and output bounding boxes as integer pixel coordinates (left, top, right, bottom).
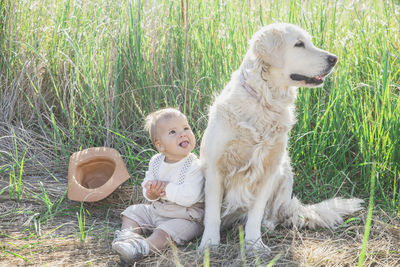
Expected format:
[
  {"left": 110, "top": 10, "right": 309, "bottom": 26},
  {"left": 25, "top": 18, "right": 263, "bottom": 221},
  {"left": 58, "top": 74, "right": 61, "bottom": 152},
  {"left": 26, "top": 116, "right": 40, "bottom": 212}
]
[{"left": 121, "top": 201, "right": 204, "bottom": 245}]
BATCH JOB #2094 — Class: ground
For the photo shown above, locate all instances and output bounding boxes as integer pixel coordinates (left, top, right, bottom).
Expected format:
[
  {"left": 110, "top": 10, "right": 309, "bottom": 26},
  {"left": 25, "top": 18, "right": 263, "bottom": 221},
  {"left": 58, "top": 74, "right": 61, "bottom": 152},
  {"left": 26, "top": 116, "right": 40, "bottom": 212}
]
[{"left": 1, "top": 179, "right": 400, "bottom": 266}]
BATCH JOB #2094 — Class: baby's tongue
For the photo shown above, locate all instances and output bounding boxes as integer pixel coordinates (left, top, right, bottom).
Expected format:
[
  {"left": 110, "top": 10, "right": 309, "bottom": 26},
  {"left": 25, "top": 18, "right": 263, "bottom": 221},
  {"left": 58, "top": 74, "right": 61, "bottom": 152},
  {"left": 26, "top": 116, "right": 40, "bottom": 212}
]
[{"left": 180, "top": 141, "right": 189, "bottom": 148}]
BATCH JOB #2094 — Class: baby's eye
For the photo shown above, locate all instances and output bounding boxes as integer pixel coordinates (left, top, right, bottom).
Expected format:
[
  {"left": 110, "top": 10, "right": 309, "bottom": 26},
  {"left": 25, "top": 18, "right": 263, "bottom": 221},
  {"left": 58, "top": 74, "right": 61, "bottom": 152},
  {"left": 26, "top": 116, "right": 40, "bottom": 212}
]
[
  {"left": 169, "top": 130, "right": 176, "bottom": 135},
  {"left": 184, "top": 127, "right": 190, "bottom": 131}
]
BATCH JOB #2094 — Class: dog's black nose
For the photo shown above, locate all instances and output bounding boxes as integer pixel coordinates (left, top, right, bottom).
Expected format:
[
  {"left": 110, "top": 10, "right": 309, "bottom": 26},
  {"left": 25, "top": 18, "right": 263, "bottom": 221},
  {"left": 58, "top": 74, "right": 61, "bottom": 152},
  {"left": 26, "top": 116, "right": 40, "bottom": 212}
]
[{"left": 327, "top": 55, "right": 338, "bottom": 67}]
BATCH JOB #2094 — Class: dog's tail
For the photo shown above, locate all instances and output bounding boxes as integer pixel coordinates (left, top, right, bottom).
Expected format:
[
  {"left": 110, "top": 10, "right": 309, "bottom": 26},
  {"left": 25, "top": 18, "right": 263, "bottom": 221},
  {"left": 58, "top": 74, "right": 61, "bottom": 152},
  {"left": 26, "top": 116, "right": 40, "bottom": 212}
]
[{"left": 283, "top": 197, "right": 364, "bottom": 229}]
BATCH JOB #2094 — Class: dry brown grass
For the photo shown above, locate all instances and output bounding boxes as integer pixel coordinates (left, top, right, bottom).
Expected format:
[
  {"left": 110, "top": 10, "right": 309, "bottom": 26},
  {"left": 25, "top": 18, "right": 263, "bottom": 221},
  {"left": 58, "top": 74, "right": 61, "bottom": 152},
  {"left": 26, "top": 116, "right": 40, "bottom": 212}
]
[{"left": 1, "top": 174, "right": 400, "bottom": 267}]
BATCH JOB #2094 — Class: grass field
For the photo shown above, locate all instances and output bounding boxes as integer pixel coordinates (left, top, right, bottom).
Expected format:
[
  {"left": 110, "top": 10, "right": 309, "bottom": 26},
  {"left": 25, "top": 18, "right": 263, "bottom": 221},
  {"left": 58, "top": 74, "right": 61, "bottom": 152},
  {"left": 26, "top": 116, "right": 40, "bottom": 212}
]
[{"left": 1, "top": 0, "right": 400, "bottom": 266}]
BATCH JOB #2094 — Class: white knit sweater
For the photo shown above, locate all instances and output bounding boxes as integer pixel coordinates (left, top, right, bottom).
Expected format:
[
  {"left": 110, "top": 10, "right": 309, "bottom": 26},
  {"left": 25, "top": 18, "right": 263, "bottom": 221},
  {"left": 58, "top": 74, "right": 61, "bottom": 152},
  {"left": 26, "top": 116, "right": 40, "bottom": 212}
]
[{"left": 141, "top": 153, "right": 204, "bottom": 207}]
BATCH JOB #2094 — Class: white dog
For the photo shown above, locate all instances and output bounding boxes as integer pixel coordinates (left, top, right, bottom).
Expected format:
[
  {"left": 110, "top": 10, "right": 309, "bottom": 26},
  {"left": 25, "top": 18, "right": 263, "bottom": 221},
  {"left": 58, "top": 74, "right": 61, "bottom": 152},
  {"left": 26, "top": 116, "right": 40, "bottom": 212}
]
[{"left": 199, "top": 23, "right": 363, "bottom": 252}]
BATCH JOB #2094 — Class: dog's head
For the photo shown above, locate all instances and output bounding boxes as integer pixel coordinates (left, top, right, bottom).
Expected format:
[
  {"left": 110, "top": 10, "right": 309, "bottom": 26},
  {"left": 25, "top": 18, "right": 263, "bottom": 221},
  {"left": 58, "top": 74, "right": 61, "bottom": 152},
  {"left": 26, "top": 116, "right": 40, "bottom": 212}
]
[{"left": 250, "top": 23, "right": 337, "bottom": 88}]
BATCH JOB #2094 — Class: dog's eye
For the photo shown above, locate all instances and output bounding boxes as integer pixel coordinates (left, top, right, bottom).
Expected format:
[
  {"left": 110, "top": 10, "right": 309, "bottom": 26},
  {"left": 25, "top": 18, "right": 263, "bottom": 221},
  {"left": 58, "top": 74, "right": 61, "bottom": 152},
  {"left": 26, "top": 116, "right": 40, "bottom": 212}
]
[{"left": 294, "top": 41, "right": 305, "bottom": 48}]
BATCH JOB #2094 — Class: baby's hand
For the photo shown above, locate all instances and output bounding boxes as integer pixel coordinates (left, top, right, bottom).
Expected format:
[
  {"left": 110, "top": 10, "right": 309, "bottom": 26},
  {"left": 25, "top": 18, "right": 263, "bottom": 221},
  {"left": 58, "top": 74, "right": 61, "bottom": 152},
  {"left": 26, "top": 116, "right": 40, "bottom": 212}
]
[
  {"left": 145, "top": 180, "right": 168, "bottom": 200},
  {"left": 144, "top": 181, "right": 152, "bottom": 191}
]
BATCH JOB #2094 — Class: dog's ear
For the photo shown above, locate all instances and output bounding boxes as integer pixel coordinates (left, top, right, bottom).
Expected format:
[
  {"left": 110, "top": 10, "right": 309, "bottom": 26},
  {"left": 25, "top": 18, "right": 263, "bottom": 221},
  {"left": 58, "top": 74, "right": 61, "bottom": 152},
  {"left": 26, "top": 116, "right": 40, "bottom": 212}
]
[{"left": 252, "top": 29, "right": 284, "bottom": 69}]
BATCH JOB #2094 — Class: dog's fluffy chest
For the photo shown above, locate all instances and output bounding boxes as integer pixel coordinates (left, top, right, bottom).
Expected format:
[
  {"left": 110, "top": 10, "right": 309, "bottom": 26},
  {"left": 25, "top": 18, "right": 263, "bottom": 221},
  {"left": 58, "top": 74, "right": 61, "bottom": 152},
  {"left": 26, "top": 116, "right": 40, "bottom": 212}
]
[{"left": 215, "top": 101, "right": 288, "bottom": 183}]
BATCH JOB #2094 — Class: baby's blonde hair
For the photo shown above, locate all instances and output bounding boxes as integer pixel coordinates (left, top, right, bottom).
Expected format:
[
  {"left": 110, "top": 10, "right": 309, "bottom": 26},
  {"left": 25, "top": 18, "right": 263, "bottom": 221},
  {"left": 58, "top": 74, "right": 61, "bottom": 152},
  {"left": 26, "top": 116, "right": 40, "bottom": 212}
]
[{"left": 144, "top": 108, "right": 185, "bottom": 145}]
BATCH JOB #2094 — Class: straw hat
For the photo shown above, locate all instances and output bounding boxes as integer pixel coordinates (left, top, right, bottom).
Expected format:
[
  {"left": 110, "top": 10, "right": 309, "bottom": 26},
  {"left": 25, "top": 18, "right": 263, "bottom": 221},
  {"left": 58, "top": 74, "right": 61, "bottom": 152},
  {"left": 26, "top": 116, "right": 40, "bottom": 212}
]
[{"left": 67, "top": 147, "right": 130, "bottom": 202}]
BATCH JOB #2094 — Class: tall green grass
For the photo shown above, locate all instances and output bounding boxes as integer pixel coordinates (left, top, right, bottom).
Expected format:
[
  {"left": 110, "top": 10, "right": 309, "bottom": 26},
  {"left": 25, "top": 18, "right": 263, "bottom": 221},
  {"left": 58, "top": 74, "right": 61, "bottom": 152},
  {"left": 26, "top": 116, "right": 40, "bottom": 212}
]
[
  {"left": 0, "top": 0, "right": 399, "bottom": 262},
  {"left": 2, "top": 0, "right": 399, "bottom": 209}
]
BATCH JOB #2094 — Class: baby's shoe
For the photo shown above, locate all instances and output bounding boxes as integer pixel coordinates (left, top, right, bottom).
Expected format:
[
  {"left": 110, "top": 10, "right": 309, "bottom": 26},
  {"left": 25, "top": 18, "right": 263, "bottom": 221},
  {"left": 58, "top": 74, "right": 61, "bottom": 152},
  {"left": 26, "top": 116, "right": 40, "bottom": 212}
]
[
  {"left": 112, "top": 233, "right": 150, "bottom": 264},
  {"left": 112, "top": 228, "right": 138, "bottom": 245}
]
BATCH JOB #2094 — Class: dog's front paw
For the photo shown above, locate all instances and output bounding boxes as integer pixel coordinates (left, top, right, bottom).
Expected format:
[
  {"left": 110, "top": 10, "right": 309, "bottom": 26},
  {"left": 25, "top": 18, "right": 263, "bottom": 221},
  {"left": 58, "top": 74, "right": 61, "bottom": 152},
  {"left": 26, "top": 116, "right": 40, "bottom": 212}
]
[
  {"left": 245, "top": 239, "right": 271, "bottom": 256},
  {"left": 198, "top": 231, "right": 220, "bottom": 251}
]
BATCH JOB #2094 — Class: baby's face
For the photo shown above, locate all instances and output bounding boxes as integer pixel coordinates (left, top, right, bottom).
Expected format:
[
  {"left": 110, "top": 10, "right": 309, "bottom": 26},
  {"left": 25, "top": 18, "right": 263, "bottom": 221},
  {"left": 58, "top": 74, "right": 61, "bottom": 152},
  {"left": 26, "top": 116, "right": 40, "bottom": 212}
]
[{"left": 155, "top": 115, "right": 196, "bottom": 163}]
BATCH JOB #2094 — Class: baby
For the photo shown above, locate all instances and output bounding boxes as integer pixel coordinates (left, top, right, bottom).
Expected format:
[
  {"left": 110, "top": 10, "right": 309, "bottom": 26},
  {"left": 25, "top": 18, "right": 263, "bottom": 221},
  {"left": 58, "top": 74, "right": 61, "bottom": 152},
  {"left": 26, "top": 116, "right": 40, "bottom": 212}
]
[{"left": 112, "top": 108, "right": 204, "bottom": 264}]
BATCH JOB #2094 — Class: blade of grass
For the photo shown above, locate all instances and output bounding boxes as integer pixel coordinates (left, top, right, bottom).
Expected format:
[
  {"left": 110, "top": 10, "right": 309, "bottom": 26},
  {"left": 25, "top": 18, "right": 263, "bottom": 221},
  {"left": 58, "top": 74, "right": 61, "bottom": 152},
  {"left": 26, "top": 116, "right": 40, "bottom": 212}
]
[{"left": 358, "top": 165, "right": 377, "bottom": 266}]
